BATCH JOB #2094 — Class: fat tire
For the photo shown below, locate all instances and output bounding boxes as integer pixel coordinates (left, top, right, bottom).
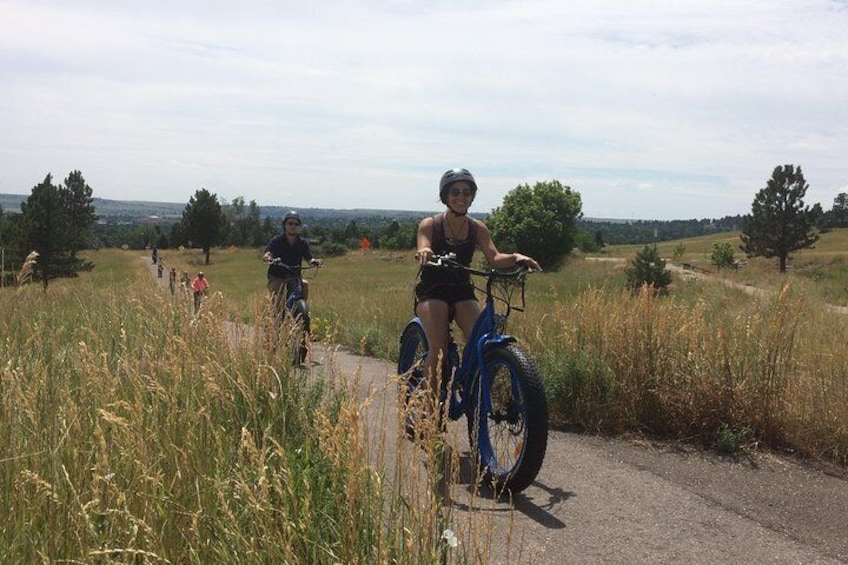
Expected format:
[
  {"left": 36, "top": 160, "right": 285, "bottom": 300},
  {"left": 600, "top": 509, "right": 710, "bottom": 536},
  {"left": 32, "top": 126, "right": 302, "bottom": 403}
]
[
  {"left": 290, "top": 299, "right": 310, "bottom": 365},
  {"left": 398, "top": 323, "right": 428, "bottom": 438},
  {"left": 468, "top": 343, "right": 548, "bottom": 494}
]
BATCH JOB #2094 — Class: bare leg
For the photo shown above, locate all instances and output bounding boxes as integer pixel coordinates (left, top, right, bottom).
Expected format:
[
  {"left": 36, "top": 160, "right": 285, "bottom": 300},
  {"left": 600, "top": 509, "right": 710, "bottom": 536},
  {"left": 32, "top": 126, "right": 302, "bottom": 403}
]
[
  {"left": 452, "top": 299, "right": 482, "bottom": 344},
  {"left": 415, "top": 299, "right": 450, "bottom": 413}
]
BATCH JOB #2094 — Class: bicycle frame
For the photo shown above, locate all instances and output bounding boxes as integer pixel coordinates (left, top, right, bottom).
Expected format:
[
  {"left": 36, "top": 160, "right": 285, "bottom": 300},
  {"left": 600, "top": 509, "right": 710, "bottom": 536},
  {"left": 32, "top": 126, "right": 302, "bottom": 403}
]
[
  {"left": 266, "top": 259, "right": 318, "bottom": 314},
  {"left": 267, "top": 259, "right": 321, "bottom": 364},
  {"left": 284, "top": 272, "right": 306, "bottom": 311},
  {"left": 406, "top": 259, "right": 526, "bottom": 421},
  {"left": 400, "top": 253, "right": 546, "bottom": 493}
]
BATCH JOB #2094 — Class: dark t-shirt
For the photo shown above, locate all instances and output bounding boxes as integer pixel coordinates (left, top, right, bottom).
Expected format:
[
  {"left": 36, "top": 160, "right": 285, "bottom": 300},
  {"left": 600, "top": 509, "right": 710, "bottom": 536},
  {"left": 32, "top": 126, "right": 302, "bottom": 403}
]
[{"left": 265, "top": 235, "right": 313, "bottom": 279}]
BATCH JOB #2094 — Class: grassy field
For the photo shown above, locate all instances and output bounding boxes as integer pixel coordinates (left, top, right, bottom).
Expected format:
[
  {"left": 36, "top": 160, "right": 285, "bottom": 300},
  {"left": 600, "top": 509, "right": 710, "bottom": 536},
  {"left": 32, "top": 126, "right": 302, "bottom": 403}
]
[
  {"left": 158, "top": 239, "right": 848, "bottom": 465},
  {"left": 0, "top": 250, "right": 464, "bottom": 563},
  {"left": 3, "top": 235, "right": 847, "bottom": 561},
  {"left": 178, "top": 233, "right": 846, "bottom": 442},
  {"left": 603, "top": 227, "right": 848, "bottom": 305}
]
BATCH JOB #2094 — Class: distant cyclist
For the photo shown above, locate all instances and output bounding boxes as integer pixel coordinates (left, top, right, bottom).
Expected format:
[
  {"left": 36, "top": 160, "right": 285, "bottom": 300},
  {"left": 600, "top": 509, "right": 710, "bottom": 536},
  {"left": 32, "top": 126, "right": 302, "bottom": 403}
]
[
  {"left": 414, "top": 168, "right": 540, "bottom": 410},
  {"left": 263, "top": 211, "right": 323, "bottom": 317},
  {"left": 169, "top": 267, "right": 177, "bottom": 295},
  {"left": 191, "top": 271, "right": 208, "bottom": 313}
]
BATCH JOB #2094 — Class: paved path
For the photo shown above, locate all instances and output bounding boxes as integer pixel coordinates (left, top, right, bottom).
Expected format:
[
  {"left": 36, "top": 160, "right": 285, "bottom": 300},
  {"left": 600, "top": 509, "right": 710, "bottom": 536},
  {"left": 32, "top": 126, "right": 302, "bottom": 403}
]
[
  {"left": 145, "top": 257, "right": 848, "bottom": 563},
  {"left": 317, "top": 345, "right": 848, "bottom": 564}
]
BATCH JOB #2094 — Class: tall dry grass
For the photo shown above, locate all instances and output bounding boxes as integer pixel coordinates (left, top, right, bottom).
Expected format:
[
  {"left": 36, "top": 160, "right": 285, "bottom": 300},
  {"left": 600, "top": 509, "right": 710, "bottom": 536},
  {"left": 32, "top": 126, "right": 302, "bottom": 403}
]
[
  {"left": 531, "top": 279, "right": 848, "bottom": 463},
  {"left": 0, "top": 262, "right": 471, "bottom": 563},
  {"left": 261, "top": 247, "right": 847, "bottom": 466}
]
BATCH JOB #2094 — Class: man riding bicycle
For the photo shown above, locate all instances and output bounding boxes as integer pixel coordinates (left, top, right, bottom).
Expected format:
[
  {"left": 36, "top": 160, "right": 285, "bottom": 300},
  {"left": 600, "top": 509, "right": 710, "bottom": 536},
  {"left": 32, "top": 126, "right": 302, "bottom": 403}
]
[
  {"left": 263, "top": 211, "right": 323, "bottom": 317},
  {"left": 414, "top": 168, "right": 541, "bottom": 415}
]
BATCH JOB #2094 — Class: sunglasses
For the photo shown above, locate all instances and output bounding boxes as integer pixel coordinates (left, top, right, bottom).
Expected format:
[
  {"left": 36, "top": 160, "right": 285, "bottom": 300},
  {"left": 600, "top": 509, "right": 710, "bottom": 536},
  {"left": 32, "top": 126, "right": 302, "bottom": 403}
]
[
  {"left": 449, "top": 187, "right": 473, "bottom": 197},
  {"left": 285, "top": 221, "right": 301, "bottom": 227}
]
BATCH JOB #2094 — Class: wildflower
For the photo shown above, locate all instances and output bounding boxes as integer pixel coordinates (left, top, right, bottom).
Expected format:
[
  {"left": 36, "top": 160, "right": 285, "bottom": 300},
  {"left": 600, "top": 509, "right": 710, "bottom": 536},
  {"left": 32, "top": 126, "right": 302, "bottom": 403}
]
[{"left": 442, "top": 528, "right": 458, "bottom": 548}]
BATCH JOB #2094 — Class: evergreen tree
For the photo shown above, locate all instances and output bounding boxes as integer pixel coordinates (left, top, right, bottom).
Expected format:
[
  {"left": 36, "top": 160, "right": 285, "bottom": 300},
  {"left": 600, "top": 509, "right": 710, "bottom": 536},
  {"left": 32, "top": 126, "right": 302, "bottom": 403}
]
[
  {"left": 710, "top": 241, "right": 735, "bottom": 270},
  {"left": 247, "top": 200, "right": 264, "bottom": 247},
  {"left": 831, "top": 192, "right": 848, "bottom": 228},
  {"left": 625, "top": 245, "right": 672, "bottom": 292},
  {"left": 1, "top": 206, "right": 26, "bottom": 286},
  {"left": 20, "top": 174, "right": 71, "bottom": 288},
  {"left": 740, "top": 164, "right": 820, "bottom": 273},
  {"left": 61, "top": 170, "right": 98, "bottom": 258},
  {"left": 181, "top": 188, "right": 226, "bottom": 265}
]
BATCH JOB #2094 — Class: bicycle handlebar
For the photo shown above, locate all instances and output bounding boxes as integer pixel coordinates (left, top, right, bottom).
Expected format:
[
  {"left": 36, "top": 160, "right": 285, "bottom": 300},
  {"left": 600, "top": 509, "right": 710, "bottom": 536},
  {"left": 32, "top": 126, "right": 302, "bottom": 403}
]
[
  {"left": 422, "top": 253, "right": 530, "bottom": 314},
  {"left": 266, "top": 257, "right": 323, "bottom": 269},
  {"left": 423, "top": 253, "right": 533, "bottom": 278}
]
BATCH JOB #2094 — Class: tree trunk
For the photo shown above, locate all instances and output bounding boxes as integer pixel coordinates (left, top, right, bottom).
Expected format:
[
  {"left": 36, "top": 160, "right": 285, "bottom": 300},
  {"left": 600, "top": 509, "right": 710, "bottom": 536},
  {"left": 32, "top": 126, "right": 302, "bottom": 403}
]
[{"left": 779, "top": 255, "right": 787, "bottom": 273}]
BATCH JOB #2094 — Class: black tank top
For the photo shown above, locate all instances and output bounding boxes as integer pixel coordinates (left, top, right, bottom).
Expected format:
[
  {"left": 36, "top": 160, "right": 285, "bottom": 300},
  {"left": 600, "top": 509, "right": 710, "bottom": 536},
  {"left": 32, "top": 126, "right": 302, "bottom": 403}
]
[{"left": 419, "top": 213, "right": 477, "bottom": 288}]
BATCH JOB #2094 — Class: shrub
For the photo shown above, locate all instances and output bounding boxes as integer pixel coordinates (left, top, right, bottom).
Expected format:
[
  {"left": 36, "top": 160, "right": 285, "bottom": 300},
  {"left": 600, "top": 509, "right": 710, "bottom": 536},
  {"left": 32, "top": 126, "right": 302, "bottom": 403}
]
[
  {"left": 710, "top": 241, "right": 736, "bottom": 270},
  {"left": 625, "top": 245, "right": 672, "bottom": 292}
]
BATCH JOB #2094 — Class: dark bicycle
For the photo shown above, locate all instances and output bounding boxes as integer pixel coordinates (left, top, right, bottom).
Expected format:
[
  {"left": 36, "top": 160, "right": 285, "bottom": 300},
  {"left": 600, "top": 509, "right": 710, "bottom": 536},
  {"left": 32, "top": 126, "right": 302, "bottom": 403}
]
[
  {"left": 267, "top": 258, "right": 321, "bottom": 365},
  {"left": 397, "top": 253, "right": 548, "bottom": 494}
]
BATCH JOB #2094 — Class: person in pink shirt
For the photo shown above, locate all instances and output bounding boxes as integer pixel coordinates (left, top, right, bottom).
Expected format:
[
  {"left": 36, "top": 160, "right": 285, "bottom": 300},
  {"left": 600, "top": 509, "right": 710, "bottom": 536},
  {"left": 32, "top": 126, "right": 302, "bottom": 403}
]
[{"left": 191, "top": 271, "right": 209, "bottom": 313}]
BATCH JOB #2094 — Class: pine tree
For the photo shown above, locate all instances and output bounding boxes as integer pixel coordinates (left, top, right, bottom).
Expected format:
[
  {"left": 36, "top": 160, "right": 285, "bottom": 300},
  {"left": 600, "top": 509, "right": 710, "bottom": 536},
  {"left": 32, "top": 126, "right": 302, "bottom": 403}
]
[
  {"left": 625, "top": 245, "right": 672, "bottom": 292},
  {"left": 20, "top": 174, "right": 70, "bottom": 288},
  {"left": 740, "top": 165, "right": 820, "bottom": 273},
  {"left": 182, "top": 189, "right": 226, "bottom": 265}
]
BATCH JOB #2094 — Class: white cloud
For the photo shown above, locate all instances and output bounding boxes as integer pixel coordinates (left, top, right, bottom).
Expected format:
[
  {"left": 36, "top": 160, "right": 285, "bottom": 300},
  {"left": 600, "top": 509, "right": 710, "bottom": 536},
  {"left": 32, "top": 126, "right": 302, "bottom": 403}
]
[{"left": 0, "top": 0, "right": 846, "bottom": 219}]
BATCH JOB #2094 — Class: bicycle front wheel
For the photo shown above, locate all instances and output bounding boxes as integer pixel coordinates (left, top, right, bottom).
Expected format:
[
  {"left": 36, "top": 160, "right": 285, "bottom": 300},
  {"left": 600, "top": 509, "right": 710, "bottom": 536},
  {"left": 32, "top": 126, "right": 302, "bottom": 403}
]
[
  {"left": 468, "top": 343, "right": 548, "bottom": 494},
  {"left": 398, "top": 322, "right": 428, "bottom": 438}
]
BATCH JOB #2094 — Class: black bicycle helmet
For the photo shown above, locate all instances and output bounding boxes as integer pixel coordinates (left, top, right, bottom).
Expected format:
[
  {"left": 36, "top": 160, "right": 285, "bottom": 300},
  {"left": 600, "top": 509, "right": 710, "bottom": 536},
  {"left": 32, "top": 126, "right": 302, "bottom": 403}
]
[
  {"left": 283, "top": 211, "right": 301, "bottom": 225},
  {"left": 439, "top": 168, "right": 477, "bottom": 205}
]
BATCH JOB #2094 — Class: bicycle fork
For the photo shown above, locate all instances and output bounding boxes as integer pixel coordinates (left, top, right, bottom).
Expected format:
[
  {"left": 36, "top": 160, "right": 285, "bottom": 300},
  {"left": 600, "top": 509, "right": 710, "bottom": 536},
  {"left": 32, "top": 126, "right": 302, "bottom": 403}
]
[{"left": 466, "top": 332, "right": 516, "bottom": 422}]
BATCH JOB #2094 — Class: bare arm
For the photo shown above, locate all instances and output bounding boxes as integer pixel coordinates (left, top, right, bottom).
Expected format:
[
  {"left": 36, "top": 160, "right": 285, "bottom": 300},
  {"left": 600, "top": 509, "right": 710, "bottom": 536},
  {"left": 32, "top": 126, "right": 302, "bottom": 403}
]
[{"left": 415, "top": 216, "right": 435, "bottom": 265}]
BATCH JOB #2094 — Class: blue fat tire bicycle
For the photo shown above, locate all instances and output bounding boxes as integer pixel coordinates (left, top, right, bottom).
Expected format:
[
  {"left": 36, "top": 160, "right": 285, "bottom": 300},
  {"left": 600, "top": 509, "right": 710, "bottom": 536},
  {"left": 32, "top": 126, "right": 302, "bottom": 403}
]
[
  {"left": 268, "top": 259, "right": 319, "bottom": 365},
  {"left": 397, "top": 254, "right": 548, "bottom": 494}
]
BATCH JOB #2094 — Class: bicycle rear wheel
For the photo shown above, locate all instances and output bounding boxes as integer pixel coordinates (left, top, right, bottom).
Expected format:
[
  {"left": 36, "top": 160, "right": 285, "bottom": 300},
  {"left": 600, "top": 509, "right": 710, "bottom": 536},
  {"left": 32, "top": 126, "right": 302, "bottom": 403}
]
[
  {"left": 468, "top": 343, "right": 548, "bottom": 494},
  {"left": 289, "top": 299, "right": 310, "bottom": 365}
]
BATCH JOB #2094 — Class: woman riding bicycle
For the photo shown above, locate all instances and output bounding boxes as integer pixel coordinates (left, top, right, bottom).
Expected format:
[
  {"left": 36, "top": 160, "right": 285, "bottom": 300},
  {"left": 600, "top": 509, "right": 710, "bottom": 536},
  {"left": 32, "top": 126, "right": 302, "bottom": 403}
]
[
  {"left": 263, "top": 211, "right": 323, "bottom": 317},
  {"left": 415, "top": 168, "right": 541, "bottom": 414}
]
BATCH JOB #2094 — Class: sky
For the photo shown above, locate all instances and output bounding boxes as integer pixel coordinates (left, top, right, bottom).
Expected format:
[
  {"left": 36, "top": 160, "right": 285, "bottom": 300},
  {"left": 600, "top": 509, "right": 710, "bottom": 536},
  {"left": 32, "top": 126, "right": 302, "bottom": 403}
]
[{"left": 1, "top": 0, "right": 846, "bottom": 220}]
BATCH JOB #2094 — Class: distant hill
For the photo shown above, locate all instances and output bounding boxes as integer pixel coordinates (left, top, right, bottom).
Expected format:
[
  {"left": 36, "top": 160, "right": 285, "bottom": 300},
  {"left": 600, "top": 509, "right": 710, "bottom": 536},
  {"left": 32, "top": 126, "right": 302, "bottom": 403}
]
[
  {"left": 1, "top": 193, "right": 638, "bottom": 223},
  {"left": 0, "top": 193, "right": 439, "bottom": 224},
  {"left": 1, "top": 192, "right": 742, "bottom": 244}
]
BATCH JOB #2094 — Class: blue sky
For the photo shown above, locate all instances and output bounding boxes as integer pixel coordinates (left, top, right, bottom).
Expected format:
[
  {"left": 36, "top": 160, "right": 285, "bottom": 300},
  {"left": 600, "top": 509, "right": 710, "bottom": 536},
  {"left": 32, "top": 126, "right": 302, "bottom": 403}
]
[{"left": 1, "top": 0, "right": 846, "bottom": 220}]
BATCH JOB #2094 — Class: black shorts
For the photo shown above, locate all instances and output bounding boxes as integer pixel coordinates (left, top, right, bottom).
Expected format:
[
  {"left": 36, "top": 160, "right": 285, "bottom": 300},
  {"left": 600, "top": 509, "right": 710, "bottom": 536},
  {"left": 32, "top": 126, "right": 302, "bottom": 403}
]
[{"left": 414, "top": 281, "right": 476, "bottom": 307}]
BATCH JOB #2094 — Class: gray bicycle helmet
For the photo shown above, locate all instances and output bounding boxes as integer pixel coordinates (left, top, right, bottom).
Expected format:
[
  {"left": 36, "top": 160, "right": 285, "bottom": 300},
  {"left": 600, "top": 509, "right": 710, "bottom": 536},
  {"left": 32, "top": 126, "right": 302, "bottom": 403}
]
[
  {"left": 283, "top": 211, "right": 301, "bottom": 225},
  {"left": 439, "top": 168, "right": 477, "bottom": 205}
]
